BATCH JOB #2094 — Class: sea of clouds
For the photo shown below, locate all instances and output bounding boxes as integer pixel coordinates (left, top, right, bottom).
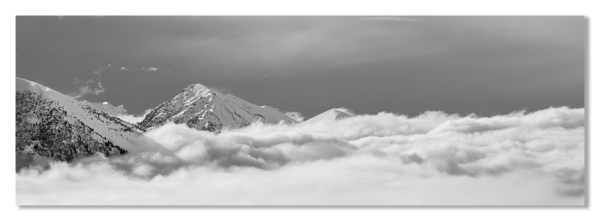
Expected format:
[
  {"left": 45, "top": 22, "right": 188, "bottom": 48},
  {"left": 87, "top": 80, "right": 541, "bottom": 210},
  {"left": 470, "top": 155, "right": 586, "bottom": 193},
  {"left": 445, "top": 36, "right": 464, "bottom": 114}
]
[{"left": 16, "top": 106, "right": 585, "bottom": 205}]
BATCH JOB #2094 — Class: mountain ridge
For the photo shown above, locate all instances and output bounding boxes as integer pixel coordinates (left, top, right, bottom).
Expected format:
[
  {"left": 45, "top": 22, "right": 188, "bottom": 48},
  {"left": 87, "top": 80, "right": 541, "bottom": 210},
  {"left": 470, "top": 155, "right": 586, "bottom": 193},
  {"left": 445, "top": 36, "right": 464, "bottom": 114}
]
[
  {"left": 138, "top": 83, "right": 296, "bottom": 131},
  {"left": 83, "top": 100, "right": 128, "bottom": 117},
  {"left": 16, "top": 77, "right": 146, "bottom": 163},
  {"left": 15, "top": 77, "right": 307, "bottom": 165},
  {"left": 301, "top": 108, "right": 355, "bottom": 124}
]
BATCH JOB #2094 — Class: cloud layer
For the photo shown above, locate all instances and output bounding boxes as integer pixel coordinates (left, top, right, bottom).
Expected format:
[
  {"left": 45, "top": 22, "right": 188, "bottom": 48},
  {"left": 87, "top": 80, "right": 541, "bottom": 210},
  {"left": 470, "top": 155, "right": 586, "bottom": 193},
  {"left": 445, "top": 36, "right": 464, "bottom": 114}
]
[
  {"left": 117, "top": 109, "right": 153, "bottom": 124},
  {"left": 285, "top": 111, "right": 305, "bottom": 122},
  {"left": 16, "top": 107, "right": 585, "bottom": 205}
]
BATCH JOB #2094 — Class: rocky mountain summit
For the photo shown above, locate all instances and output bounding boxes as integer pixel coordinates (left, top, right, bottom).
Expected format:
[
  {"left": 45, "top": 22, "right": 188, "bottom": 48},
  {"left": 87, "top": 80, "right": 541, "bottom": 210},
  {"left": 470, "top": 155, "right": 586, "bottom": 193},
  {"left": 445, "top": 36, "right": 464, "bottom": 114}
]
[{"left": 138, "top": 83, "right": 296, "bottom": 132}]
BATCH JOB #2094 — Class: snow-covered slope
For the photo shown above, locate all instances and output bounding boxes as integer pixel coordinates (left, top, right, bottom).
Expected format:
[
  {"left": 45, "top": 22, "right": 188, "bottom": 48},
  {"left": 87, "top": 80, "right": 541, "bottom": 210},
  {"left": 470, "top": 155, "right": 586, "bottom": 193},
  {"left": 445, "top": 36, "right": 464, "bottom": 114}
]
[
  {"left": 83, "top": 100, "right": 128, "bottom": 116},
  {"left": 138, "top": 83, "right": 296, "bottom": 131},
  {"left": 301, "top": 108, "right": 355, "bottom": 124},
  {"left": 16, "top": 77, "right": 147, "bottom": 161}
]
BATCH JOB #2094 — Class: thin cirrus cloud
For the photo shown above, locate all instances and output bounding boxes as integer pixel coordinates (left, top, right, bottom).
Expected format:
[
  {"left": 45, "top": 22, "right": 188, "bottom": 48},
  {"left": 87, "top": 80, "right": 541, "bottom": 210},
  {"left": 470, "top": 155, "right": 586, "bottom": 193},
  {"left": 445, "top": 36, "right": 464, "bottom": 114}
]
[
  {"left": 16, "top": 106, "right": 585, "bottom": 205},
  {"left": 120, "top": 66, "right": 163, "bottom": 72},
  {"left": 145, "top": 16, "right": 583, "bottom": 72},
  {"left": 146, "top": 17, "right": 447, "bottom": 69},
  {"left": 141, "top": 67, "right": 159, "bottom": 72},
  {"left": 358, "top": 16, "right": 420, "bottom": 22},
  {"left": 56, "top": 16, "right": 104, "bottom": 20}
]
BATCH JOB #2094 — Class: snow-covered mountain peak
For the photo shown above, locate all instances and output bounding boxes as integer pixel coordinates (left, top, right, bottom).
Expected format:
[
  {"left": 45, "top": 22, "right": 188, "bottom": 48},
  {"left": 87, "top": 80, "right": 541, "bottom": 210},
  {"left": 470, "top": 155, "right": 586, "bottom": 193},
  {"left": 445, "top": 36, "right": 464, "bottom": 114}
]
[
  {"left": 184, "top": 83, "right": 211, "bottom": 94},
  {"left": 301, "top": 108, "right": 355, "bottom": 124},
  {"left": 176, "top": 83, "right": 215, "bottom": 102},
  {"left": 332, "top": 108, "right": 353, "bottom": 116},
  {"left": 138, "top": 83, "right": 295, "bottom": 132}
]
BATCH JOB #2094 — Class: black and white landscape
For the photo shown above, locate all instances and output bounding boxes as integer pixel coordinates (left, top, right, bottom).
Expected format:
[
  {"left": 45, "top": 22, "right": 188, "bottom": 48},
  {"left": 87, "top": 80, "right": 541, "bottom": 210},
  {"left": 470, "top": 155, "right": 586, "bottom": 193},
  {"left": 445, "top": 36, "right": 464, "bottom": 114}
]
[{"left": 15, "top": 16, "right": 586, "bottom": 205}]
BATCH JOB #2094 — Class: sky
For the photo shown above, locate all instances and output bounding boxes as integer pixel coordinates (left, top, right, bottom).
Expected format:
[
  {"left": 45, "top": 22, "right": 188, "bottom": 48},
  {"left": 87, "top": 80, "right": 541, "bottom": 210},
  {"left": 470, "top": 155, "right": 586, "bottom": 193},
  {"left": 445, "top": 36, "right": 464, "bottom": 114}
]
[{"left": 16, "top": 16, "right": 586, "bottom": 118}]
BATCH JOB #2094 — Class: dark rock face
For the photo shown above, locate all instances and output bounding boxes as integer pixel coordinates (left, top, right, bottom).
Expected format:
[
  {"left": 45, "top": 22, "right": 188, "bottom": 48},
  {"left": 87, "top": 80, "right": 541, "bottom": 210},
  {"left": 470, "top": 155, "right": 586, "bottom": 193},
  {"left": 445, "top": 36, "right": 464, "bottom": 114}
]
[
  {"left": 138, "top": 102, "right": 173, "bottom": 129},
  {"left": 198, "top": 111, "right": 223, "bottom": 132},
  {"left": 16, "top": 90, "right": 127, "bottom": 162}
]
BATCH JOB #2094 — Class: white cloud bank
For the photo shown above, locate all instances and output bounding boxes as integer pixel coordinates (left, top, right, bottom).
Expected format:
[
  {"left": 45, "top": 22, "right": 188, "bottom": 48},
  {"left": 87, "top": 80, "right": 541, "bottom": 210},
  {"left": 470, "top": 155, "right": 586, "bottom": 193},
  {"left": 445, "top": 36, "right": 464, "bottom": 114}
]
[
  {"left": 285, "top": 111, "right": 305, "bottom": 122},
  {"left": 16, "top": 106, "right": 585, "bottom": 205},
  {"left": 117, "top": 109, "right": 153, "bottom": 124}
]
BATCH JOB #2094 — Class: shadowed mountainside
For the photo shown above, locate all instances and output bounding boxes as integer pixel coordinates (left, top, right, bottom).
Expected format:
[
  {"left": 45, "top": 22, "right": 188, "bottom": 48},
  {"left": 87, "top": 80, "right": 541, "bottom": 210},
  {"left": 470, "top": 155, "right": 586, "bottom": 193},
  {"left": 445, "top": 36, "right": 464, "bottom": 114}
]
[{"left": 16, "top": 77, "right": 145, "bottom": 164}]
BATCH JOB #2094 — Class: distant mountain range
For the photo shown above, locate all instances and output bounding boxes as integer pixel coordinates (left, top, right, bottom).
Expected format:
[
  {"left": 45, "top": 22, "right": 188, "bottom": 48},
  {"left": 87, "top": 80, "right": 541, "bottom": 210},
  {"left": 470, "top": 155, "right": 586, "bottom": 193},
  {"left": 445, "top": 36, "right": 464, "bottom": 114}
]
[{"left": 15, "top": 77, "right": 354, "bottom": 164}]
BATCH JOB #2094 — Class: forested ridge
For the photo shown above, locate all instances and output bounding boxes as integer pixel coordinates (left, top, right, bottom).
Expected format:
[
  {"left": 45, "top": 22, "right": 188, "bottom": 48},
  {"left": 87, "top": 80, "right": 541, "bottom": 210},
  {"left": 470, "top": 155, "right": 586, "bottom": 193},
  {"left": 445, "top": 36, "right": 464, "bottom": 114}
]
[{"left": 16, "top": 90, "right": 127, "bottom": 162}]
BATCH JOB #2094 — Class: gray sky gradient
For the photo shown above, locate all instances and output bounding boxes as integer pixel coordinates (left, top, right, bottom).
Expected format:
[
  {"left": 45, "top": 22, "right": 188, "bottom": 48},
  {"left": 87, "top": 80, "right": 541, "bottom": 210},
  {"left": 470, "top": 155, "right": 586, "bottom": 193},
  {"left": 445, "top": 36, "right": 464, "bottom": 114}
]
[{"left": 16, "top": 16, "right": 586, "bottom": 118}]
